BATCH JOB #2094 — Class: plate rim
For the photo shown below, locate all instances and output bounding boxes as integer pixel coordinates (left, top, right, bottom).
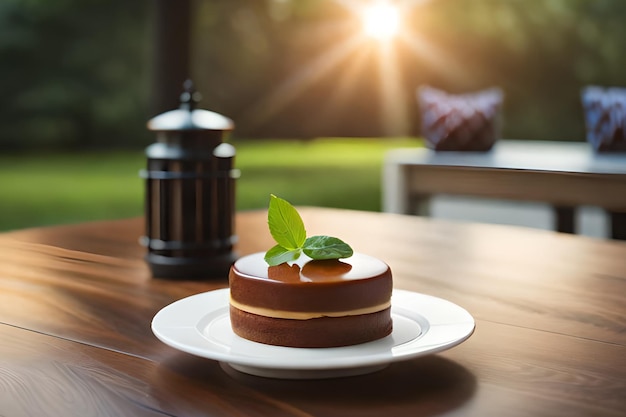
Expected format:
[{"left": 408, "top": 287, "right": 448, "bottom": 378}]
[{"left": 151, "top": 288, "right": 475, "bottom": 371}]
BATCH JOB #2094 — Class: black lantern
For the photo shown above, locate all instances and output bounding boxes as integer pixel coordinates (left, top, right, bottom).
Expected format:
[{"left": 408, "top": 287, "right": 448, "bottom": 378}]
[{"left": 141, "top": 81, "right": 238, "bottom": 279}]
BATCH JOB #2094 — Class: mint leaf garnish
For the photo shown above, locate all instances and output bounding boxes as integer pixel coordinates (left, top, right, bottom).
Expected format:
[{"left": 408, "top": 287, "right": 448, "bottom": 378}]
[
  {"left": 264, "top": 245, "right": 301, "bottom": 266},
  {"left": 267, "top": 194, "right": 307, "bottom": 250},
  {"left": 303, "top": 236, "right": 353, "bottom": 260},
  {"left": 264, "top": 195, "right": 353, "bottom": 265}
]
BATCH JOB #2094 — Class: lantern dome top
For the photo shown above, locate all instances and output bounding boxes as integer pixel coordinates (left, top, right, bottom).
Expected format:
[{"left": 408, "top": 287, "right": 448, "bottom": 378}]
[{"left": 147, "top": 80, "right": 234, "bottom": 132}]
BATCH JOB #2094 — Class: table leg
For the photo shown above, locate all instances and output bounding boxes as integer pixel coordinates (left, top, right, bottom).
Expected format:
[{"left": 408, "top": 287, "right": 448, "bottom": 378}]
[
  {"left": 408, "top": 195, "right": 432, "bottom": 217},
  {"left": 553, "top": 206, "right": 576, "bottom": 234},
  {"left": 382, "top": 160, "right": 408, "bottom": 214},
  {"left": 608, "top": 211, "right": 626, "bottom": 240}
]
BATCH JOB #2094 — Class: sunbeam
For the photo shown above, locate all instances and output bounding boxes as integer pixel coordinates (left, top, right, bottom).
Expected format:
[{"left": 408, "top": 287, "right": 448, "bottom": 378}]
[
  {"left": 315, "top": 44, "right": 377, "bottom": 129},
  {"left": 243, "top": 33, "right": 365, "bottom": 129},
  {"left": 242, "top": 0, "right": 448, "bottom": 136},
  {"left": 398, "top": 30, "right": 473, "bottom": 86},
  {"left": 377, "top": 41, "right": 410, "bottom": 135}
]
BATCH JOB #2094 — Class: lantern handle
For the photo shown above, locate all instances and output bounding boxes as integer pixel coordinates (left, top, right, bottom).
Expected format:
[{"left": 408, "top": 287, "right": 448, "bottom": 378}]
[{"left": 179, "top": 79, "right": 202, "bottom": 111}]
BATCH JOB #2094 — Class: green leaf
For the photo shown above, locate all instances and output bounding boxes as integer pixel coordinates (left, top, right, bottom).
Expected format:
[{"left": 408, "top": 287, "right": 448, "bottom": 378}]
[
  {"left": 267, "top": 194, "right": 307, "bottom": 250},
  {"left": 264, "top": 245, "right": 302, "bottom": 266},
  {"left": 303, "top": 235, "right": 354, "bottom": 260},
  {"left": 263, "top": 195, "right": 354, "bottom": 266}
]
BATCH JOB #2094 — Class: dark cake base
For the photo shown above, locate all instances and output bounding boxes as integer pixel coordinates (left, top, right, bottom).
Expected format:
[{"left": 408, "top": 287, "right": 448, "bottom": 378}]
[{"left": 230, "top": 306, "right": 393, "bottom": 348}]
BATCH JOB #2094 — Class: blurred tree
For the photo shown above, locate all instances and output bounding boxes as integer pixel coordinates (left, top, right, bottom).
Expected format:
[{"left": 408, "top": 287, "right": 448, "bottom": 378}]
[
  {"left": 1, "top": 0, "right": 625, "bottom": 149},
  {"left": 0, "top": 0, "right": 151, "bottom": 150},
  {"left": 193, "top": 0, "right": 381, "bottom": 138}
]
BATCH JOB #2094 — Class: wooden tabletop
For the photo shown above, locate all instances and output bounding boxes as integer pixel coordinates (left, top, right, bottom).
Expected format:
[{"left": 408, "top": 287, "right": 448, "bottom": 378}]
[
  {"left": 385, "top": 140, "right": 626, "bottom": 174},
  {"left": 1, "top": 208, "right": 625, "bottom": 416},
  {"left": 382, "top": 141, "right": 626, "bottom": 238},
  {"left": 383, "top": 141, "right": 626, "bottom": 211}
]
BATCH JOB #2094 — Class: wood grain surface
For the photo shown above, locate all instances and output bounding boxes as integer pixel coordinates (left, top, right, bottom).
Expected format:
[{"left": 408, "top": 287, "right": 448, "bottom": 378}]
[{"left": 0, "top": 208, "right": 625, "bottom": 417}]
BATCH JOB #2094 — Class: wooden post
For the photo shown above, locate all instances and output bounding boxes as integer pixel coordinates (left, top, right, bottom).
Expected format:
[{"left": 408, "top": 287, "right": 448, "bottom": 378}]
[{"left": 151, "top": 0, "right": 191, "bottom": 116}]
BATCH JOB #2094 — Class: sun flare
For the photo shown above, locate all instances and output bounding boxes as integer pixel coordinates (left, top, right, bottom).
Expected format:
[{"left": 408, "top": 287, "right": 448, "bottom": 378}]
[
  {"left": 245, "top": 0, "right": 435, "bottom": 136},
  {"left": 361, "top": 2, "right": 401, "bottom": 41}
]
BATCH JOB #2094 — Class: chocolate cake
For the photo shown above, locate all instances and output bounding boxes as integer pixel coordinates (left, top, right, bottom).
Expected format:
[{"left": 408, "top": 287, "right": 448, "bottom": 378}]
[{"left": 229, "top": 252, "right": 393, "bottom": 348}]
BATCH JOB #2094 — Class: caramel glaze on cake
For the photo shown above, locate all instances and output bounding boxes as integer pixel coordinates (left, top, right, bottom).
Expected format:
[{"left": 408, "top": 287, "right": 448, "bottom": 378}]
[{"left": 228, "top": 252, "right": 393, "bottom": 348}]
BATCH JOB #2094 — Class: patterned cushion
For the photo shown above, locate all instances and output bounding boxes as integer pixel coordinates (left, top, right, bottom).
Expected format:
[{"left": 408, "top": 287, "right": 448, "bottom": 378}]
[
  {"left": 581, "top": 86, "right": 626, "bottom": 152},
  {"left": 417, "top": 86, "right": 503, "bottom": 151}
]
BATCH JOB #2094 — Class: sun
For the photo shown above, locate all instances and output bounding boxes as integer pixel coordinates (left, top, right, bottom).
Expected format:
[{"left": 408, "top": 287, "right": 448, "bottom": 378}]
[
  {"left": 361, "top": 1, "right": 401, "bottom": 41},
  {"left": 245, "top": 0, "right": 440, "bottom": 136}
]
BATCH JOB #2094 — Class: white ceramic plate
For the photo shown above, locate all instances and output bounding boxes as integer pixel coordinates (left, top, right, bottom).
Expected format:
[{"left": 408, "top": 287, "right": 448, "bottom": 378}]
[{"left": 151, "top": 289, "right": 475, "bottom": 379}]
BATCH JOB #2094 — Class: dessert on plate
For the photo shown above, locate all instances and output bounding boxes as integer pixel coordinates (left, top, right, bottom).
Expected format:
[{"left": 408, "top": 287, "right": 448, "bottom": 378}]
[{"left": 228, "top": 195, "right": 393, "bottom": 348}]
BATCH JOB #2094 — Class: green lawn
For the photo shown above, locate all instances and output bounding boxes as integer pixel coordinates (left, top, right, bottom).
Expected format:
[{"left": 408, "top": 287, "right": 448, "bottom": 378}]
[{"left": 0, "top": 137, "right": 421, "bottom": 232}]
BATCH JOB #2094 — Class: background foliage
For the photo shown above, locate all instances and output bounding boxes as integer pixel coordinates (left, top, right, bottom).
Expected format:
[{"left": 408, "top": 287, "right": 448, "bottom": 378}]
[
  {"left": 0, "top": 0, "right": 151, "bottom": 150},
  {"left": 1, "top": 0, "right": 625, "bottom": 150},
  {"left": 0, "top": 138, "right": 419, "bottom": 231}
]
